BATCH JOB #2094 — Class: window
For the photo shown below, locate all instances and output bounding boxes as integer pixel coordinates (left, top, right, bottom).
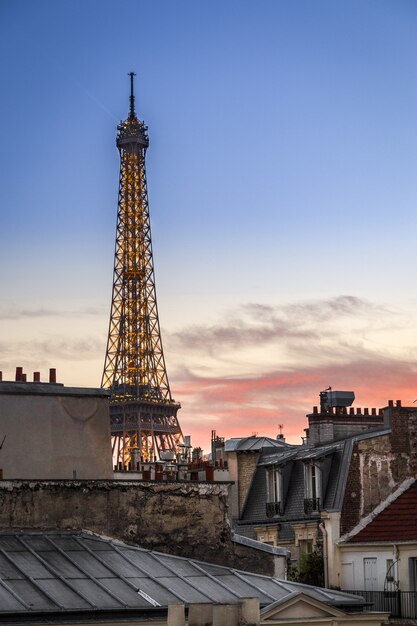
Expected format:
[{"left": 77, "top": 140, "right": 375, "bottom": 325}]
[
  {"left": 268, "top": 468, "right": 281, "bottom": 502},
  {"left": 304, "top": 463, "right": 321, "bottom": 513},
  {"left": 266, "top": 468, "right": 282, "bottom": 517},
  {"left": 409, "top": 558, "right": 417, "bottom": 591},
  {"left": 299, "top": 539, "right": 313, "bottom": 555},
  {"left": 386, "top": 559, "right": 394, "bottom": 583}
]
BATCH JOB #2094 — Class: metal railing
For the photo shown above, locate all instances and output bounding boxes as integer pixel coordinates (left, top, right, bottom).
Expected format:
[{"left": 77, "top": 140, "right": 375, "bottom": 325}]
[
  {"left": 266, "top": 501, "right": 282, "bottom": 517},
  {"left": 345, "top": 590, "right": 417, "bottom": 619},
  {"left": 303, "top": 497, "right": 320, "bottom": 514}
]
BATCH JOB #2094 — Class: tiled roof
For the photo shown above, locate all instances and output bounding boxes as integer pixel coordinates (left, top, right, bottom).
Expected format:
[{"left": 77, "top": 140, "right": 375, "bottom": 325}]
[
  {"left": 348, "top": 479, "right": 417, "bottom": 543},
  {"left": 0, "top": 531, "right": 363, "bottom": 617}
]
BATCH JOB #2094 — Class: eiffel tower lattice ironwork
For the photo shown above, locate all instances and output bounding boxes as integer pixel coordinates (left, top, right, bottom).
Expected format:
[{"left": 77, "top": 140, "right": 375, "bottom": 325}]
[{"left": 102, "top": 73, "right": 183, "bottom": 466}]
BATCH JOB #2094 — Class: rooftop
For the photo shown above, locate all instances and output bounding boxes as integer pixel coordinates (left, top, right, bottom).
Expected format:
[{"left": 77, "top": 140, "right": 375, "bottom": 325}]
[
  {"left": 225, "top": 436, "right": 293, "bottom": 452},
  {"left": 347, "top": 479, "right": 417, "bottom": 543},
  {"left": 0, "top": 530, "right": 364, "bottom": 619}
]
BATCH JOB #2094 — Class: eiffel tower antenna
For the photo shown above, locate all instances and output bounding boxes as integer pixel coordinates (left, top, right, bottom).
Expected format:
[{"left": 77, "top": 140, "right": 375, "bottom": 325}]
[
  {"left": 128, "top": 71, "right": 136, "bottom": 119},
  {"left": 102, "top": 73, "right": 183, "bottom": 466}
]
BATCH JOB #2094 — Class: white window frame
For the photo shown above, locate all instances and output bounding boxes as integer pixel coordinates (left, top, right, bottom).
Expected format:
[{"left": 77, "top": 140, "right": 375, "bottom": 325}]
[
  {"left": 267, "top": 467, "right": 282, "bottom": 503},
  {"left": 304, "top": 463, "right": 321, "bottom": 503}
]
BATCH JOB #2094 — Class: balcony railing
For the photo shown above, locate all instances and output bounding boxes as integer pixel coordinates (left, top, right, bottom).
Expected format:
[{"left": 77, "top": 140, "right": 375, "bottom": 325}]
[
  {"left": 345, "top": 590, "right": 417, "bottom": 619},
  {"left": 266, "top": 501, "right": 282, "bottom": 517},
  {"left": 303, "top": 497, "right": 320, "bottom": 514}
]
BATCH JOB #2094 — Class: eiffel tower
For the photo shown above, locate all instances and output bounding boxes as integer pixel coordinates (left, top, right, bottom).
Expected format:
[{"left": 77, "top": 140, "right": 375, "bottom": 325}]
[{"left": 102, "top": 73, "right": 183, "bottom": 467}]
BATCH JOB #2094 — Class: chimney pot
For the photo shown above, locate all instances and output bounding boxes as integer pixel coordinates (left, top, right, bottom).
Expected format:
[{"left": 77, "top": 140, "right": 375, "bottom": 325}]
[
  {"left": 364, "top": 408, "right": 369, "bottom": 415},
  {"left": 313, "top": 406, "right": 318, "bottom": 414},
  {"left": 49, "top": 368, "right": 56, "bottom": 384},
  {"left": 388, "top": 400, "right": 394, "bottom": 408},
  {"left": 33, "top": 372, "right": 40, "bottom": 383},
  {"left": 0, "top": 371, "right": 2, "bottom": 382},
  {"left": 357, "top": 408, "right": 362, "bottom": 415},
  {"left": 15, "top": 367, "right": 23, "bottom": 382},
  {"left": 396, "top": 400, "right": 402, "bottom": 407},
  {"left": 22, "top": 373, "right": 27, "bottom": 382},
  {"left": 349, "top": 407, "right": 354, "bottom": 415},
  {"left": 372, "top": 408, "right": 376, "bottom": 415}
]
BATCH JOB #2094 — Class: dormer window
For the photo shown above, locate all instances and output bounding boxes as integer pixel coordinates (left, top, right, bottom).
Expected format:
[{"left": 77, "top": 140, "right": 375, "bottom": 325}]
[
  {"left": 304, "top": 463, "right": 321, "bottom": 514},
  {"left": 266, "top": 468, "right": 282, "bottom": 517}
]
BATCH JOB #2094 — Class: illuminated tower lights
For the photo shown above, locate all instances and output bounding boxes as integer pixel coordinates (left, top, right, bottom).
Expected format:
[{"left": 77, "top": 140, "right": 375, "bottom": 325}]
[{"left": 102, "top": 73, "right": 183, "bottom": 466}]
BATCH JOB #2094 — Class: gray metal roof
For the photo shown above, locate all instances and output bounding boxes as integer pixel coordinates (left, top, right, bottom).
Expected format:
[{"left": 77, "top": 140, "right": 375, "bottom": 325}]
[
  {"left": 232, "top": 532, "right": 290, "bottom": 557},
  {"left": 225, "top": 436, "right": 293, "bottom": 452},
  {"left": 0, "top": 531, "right": 363, "bottom": 616},
  {"left": 259, "top": 441, "right": 344, "bottom": 467}
]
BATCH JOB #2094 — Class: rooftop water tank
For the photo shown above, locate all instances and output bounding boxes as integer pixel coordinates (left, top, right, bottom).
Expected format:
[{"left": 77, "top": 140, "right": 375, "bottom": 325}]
[{"left": 326, "top": 391, "right": 355, "bottom": 408}]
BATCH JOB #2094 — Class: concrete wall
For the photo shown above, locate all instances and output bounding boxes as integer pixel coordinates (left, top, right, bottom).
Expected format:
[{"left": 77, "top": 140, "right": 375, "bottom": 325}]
[
  {"left": 339, "top": 545, "right": 396, "bottom": 591},
  {"left": 0, "top": 382, "right": 113, "bottom": 480},
  {"left": 0, "top": 479, "right": 278, "bottom": 576}
]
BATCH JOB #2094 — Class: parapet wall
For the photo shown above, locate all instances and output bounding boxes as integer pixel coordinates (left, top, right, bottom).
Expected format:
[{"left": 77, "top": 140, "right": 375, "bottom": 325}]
[{"left": 0, "top": 479, "right": 276, "bottom": 576}]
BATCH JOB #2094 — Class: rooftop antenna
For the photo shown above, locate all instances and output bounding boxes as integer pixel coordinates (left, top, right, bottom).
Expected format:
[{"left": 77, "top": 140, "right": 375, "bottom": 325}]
[{"left": 128, "top": 71, "right": 136, "bottom": 119}]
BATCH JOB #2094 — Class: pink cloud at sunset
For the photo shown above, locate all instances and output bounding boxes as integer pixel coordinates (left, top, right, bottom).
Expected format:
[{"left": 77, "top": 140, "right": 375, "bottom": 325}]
[
  {"left": 167, "top": 295, "right": 417, "bottom": 451},
  {"left": 174, "top": 357, "right": 417, "bottom": 451}
]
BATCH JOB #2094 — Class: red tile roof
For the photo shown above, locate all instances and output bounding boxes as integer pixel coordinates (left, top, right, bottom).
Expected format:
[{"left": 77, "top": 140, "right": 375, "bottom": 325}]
[{"left": 349, "top": 479, "right": 417, "bottom": 543}]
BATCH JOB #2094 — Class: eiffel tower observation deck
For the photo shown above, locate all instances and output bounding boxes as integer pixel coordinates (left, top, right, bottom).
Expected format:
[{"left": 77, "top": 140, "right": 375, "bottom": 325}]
[{"left": 102, "top": 73, "right": 184, "bottom": 467}]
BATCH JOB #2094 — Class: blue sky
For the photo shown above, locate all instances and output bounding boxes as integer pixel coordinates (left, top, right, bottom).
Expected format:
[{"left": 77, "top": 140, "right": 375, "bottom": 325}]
[{"left": 1, "top": 0, "right": 417, "bottom": 449}]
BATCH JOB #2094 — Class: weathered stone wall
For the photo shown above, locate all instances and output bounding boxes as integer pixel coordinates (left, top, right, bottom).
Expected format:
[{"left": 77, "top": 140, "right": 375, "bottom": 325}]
[
  {"left": 0, "top": 479, "right": 275, "bottom": 576},
  {"left": 341, "top": 407, "right": 417, "bottom": 535},
  {"left": 237, "top": 453, "right": 260, "bottom": 517}
]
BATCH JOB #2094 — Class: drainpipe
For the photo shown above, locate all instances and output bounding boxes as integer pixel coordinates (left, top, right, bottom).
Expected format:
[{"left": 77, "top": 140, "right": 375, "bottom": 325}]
[
  {"left": 319, "top": 522, "right": 329, "bottom": 588},
  {"left": 394, "top": 543, "right": 400, "bottom": 590}
]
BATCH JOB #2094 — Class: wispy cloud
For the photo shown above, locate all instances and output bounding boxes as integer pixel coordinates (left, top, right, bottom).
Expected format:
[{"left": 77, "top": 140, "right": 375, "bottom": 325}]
[
  {"left": 169, "top": 295, "right": 383, "bottom": 354},
  {"left": 0, "top": 307, "right": 105, "bottom": 320},
  {"left": 0, "top": 336, "right": 103, "bottom": 361}
]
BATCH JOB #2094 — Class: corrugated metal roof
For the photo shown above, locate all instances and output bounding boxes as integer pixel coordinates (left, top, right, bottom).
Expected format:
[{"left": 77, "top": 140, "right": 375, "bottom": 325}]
[{"left": 0, "top": 531, "right": 363, "bottom": 615}]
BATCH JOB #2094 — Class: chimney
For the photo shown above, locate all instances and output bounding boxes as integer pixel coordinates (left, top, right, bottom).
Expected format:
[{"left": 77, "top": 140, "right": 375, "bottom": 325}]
[
  {"left": 33, "top": 372, "right": 40, "bottom": 383},
  {"left": 49, "top": 368, "right": 56, "bottom": 384},
  {"left": 15, "top": 367, "right": 23, "bottom": 381}
]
